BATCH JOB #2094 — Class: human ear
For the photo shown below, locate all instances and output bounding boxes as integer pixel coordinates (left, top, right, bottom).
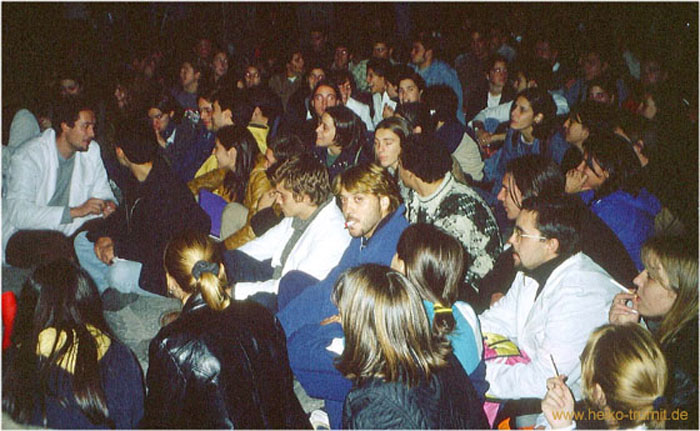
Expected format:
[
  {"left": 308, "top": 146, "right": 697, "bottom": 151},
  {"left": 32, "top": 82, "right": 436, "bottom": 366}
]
[{"left": 534, "top": 113, "right": 544, "bottom": 125}]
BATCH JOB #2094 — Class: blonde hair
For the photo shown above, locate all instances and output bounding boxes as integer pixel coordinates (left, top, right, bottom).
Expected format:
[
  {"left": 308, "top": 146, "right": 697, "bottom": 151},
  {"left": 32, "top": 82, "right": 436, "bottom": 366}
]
[
  {"left": 640, "top": 236, "right": 698, "bottom": 346},
  {"left": 163, "top": 231, "right": 230, "bottom": 311},
  {"left": 581, "top": 324, "right": 668, "bottom": 429},
  {"left": 332, "top": 163, "right": 401, "bottom": 213},
  {"left": 332, "top": 264, "right": 448, "bottom": 387}
]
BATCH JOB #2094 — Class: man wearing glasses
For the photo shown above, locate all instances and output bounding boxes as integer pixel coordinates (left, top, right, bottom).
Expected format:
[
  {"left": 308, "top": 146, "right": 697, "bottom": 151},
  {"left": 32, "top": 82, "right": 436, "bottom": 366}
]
[{"left": 478, "top": 195, "right": 618, "bottom": 404}]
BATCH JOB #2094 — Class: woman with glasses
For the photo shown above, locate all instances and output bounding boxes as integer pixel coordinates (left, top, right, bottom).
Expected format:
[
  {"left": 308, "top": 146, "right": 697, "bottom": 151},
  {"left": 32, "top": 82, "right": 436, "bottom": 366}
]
[{"left": 465, "top": 54, "right": 516, "bottom": 123}]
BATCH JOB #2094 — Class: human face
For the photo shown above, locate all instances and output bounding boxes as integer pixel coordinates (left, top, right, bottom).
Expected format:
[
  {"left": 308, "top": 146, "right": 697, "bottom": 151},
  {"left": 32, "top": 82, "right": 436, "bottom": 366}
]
[
  {"left": 334, "top": 46, "right": 349, "bottom": 68},
  {"left": 338, "top": 79, "right": 352, "bottom": 104},
  {"left": 488, "top": 60, "right": 508, "bottom": 88},
  {"left": 244, "top": 66, "right": 261, "bottom": 88},
  {"left": 372, "top": 42, "right": 390, "bottom": 59},
  {"left": 641, "top": 60, "right": 663, "bottom": 87},
  {"left": 471, "top": 32, "right": 488, "bottom": 58},
  {"left": 575, "top": 155, "right": 607, "bottom": 191},
  {"left": 62, "top": 110, "right": 95, "bottom": 153},
  {"left": 535, "top": 41, "right": 554, "bottom": 62},
  {"left": 198, "top": 98, "right": 214, "bottom": 131},
  {"left": 264, "top": 148, "right": 276, "bottom": 169},
  {"left": 315, "top": 113, "right": 336, "bottom": 148},
  {"left": 60, "top": 79, "right": 81, "bottom": 96},
  {"left": 274, "top": 181, "right": 306, "bottom": 218},
  {"left": 398, "top": 78, "right": 421, "bottom": 104},
  {"left": 148, "top": 108, "right": 172, "bottom": 133},
  {"left": 583, "top": 52, "right": 604, "bottom": 81},
  {"left": 311, "top": 85, "right": 338, "bottom": 118},
  {"left": 497, "top": 172, "right": 522, "bottom": 220},
  {"left": 374, "top": 128, "right": 401, "bottom": 169},
  {"left": 588, "top": 85, "right": 612, "bottom": 104},
  {"left": 212, "top": 52, "right": 229, "bottom": 78},
  {"left": 508, "top": 210, "right": 552, "bottom": 271},
  {"left": 510, "top": 96, "right": 536, "bottom": 131},
  {"left": 410, "top": 42, "right": 427, "bottom": 66},
  {"left": 637, "top": 94, "right": 657, "bottom": 120},
  {"left": 210, "top": 101, "right": 231, "bottom": 131},
  {"left": 339, "top": 188, "right": 386, "bottom": 239},
  {"left": 366, "top": 68, "right": 386, "bottom": 94},
  {"left": 563, "top": 114, "right": 589, "bottom": 146},
  {"left": 288, "top": 52, "right": 304, "bottom": 75},
  {"left": 213, "top": 138, "right": 237, "bottom": 170},
  {"left": 195, "top": 38, "right": 212, "bottom": 60},
  {"left": 513, "top": 72, "right": 528, "bottom": 93},
  {"left": 180, "top": 62, "right": 199, "bottom": 88},
  {"left": 114, "top": 85, "right": 128, "bottom": 109},
  {"left": 308, "top": 68, "right": 326, "bottom": 91},
  {"left": 310, "top": 31, "right": 325, "bottom": 51},
  {"left": 633, "top": 253, "right": 678, "bottom": 318}
]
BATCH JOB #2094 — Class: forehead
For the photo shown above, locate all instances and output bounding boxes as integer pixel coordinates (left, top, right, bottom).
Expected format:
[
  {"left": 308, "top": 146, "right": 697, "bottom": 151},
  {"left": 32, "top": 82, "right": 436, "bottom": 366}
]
[
  {"left": 77, "top": 110, "right": 95, "bottom": 122},
  {"left": 515, "top": 96, "right": 532, "bottom": 108},
  {"left": 315, "top": 85, "right": 336, "bottom": 97},
  {"left": 340, "top": 187, "right": 374, "bottom": 199},
  {"left": 310, "top": 68, "right": 325, "bottom": 76},
  {"left": 515, "top": 209, "right": 539, "bottom": 231},
  {"left": 214, "top": 52, "right": 227, "bottom": 60},
  {"left": 246, "top": 65, "right": 259, "bottom": 73},
  {"left": 412, "top": 41, "right": 424, "bottom": 50},
  {"left": 181, "top": 62, "right": 194, "bottom": 71},
  {"left": 492, "top": 60, "right": 507, "bottom": 69},
  {"left": 399, "top": 78, "right": 417, "bottom": 87},
  {"left": 60, "top": 79, "right": 78, "bottom": 87},
  {"left": 198, "top": 97, "right": 212, "bottom": 108},
  {"left": 373, "top": 42, "right": 388, "bottom": 49},
  {"left": 375, "top": 128, "right": 399, "bottom": 139},
  {"left": 291, "top": 52, "right": 303, "bottom": 60}
]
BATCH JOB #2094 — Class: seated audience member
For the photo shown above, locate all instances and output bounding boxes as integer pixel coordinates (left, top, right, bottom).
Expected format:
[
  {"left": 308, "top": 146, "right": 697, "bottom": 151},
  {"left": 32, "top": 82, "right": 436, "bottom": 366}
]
[
  {"left": 564, "top": 45, "right": 628, "bottom": 109},
  {"left": 221, "top": 134, "right": 308, "bottom": 251},
  {"left": 479, "top": 195, "right": 619, "bottom": 401},
  {"left": 391, "top": 223, "right": 489, "bottom": 400},
  {"left": 2, "top": 259, "right": 144, "bottom": 429},
  {"left": 561, "top": 101, "right": 617, "bottom": 174},
  {"left": 373, "top": 116, "right": 411, "bottom": 174},
  {"left": 409, "top": 32, "right": 465, "bottom": 124},
  {"left": 329, "top": 69, "right": 374, "bottom": 131},
  {"left": 313, "top": 105, "right": 370, "bottom": 181},
  {"left": 288, "top": 79, "right": 340, "bottom": 147},
  {"left": 464, "top": 54, "right": 516, "bottom": 123},
  {"left": 223, "top": 154, "right": 351, "bottom": 307},
  {"left": 423, "top": 85, "right": 485, "bottom": 182},
  {"left": 3, "top": 96, "right": 116, "bottom": 267},
  {"left": 238, "top": 62, "right": 265, "bottom": 90},
  {"left": 268, "top": 46, "right": 305, "bottom": 113},
  {"left": 541, "top": 324, "right": 668, "bottom": 430},
  {"left": 187, "top": 125, "right": 259, "bottom": 239},
  {"left": 609, "top": 236, "right": 697, "bottom": 429},
  {"left": 241, "top": 85, "right": 282, "bottom": 153},
  {"left": 586, "top": 75, "right": 618, "bottom": 105},
  {"left": 334, "top": 264, "right": 489, "bottom": 429},
  {"left": 482, "top": 87, "right": 567, "bottom": 205},
  {"left": 397, "top": 68, "right": 426, "bottom": 105},
  {"left": 171, "top": 56, "right": 203, "bottom": 114},
  {"left": 567, "top": 133, "right": 661, "bottom": 270},
  {"left": 141, "top": 232, "right": 308, "bottom": 429},
  {"left": 74, "top": 122, "right": 210, "bottom": 303},
  {"left": 348, "top": 35, "right": 397, "bottom": 96},
  {"left": 366, "top": 58, "right": 395, "bottom": 128},
  {"left": 286, "top": 64, "right": 326, "bottom": 127},
  {"left": 398, "top": 133, "right": 501, "bottom": 301},
  {"left": 478, "top": 154, "right": 637, "bottom": 312},
  {"left": 208, "top": 47, "right": 231, "bottom": 89}
]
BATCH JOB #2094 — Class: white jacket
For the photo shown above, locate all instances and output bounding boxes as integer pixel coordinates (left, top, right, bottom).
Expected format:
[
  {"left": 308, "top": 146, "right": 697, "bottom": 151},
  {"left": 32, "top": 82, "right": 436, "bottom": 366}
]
[
  {"left": 479, "top": 252, "right": 618, "bottom": 400},
  {"left": 2, "top": 128, "right": 115, "bottom": 255},
  {"left": 234, "top": 199, "right": 352, "bottom": 299}
]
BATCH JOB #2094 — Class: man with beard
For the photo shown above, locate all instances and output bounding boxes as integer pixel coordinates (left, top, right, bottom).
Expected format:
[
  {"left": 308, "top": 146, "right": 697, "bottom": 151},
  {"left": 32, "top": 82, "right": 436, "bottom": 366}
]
[{"left": 478, "top": 195, "right": 618, "bottom": 403}]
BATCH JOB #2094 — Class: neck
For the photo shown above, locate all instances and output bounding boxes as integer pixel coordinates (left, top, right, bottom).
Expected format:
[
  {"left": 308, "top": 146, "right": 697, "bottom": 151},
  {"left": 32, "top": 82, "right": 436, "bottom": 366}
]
[
  {"left": 180, "top": 292, "right": 192, "bottom": 306},
  {"left": 184, "top": 80, "right": 198, "bottom": 94},
  {"left": 415, "top": 175, "right": 444, "bottom": 197},
  {"left": 419, "top": 57, "right": 433, "bottom": 71},
  {"left": 489, "top": 84, "right": 504, "bottom": 96},
  {"left": 521, "top": 126, "right": 535, "bottom": 143},
  {"left": 55, "top": 135, "right": 75, "bottom": 159},
  {"left": 286, "top": 68, "right": 296, "bottom": 78},
  {"left": 364, "top": 209, "right": 391, "bottom": 239},
  {"left": 298, "top": 203, "right": 319, "bottom": 221},
  {"left": 327, "top": 145, "right": 342, "bottom": 156},
  {"left": 130, "top": 162, "right": 154, "bottom": 182}
]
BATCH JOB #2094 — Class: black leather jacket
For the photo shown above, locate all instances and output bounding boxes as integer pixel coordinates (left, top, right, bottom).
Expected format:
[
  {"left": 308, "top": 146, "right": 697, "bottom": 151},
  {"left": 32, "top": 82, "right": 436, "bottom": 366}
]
[
  {"left": 664, "top": 317, "right": 698, "bottom": 429},
  {"left": 141, "top": 294, "right": 309, "bottom": 429}
]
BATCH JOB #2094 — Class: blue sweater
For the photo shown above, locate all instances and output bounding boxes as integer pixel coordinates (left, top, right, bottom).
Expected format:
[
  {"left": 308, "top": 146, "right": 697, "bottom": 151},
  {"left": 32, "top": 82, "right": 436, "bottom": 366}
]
[
  {"left": 277, "top": 205, "right": 409, "bottom": 337},
  {"left": 579, "top": 188, "right": 661, "bottom": 270},
  {"left": 410, "top": 60, "right": 465, "bottom": 125}
]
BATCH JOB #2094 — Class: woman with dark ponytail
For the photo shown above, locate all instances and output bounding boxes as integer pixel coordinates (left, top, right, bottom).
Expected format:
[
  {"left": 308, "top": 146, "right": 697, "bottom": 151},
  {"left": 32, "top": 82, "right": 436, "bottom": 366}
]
[
  {"left": 391, "top": 223, "right": 488, "bottom": 401},
  {"left": 142, "top": 230, "right": 308, "bottom": 429},
  {"left": 2, "top": 258, "right": 144, "bottom": 428}
]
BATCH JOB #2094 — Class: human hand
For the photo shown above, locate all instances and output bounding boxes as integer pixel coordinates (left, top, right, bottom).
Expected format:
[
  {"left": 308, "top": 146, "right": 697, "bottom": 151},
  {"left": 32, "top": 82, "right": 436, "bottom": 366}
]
[
  {"left": 565, "top": 169, "right": 588, "bottom": 194},
  {"left": 382, "top": 104, "right": 395, "bottom": 119},
  {"left": 102, "top": 200, "right": 117, "bottom": 218},
  {"left": 609, "top": 292, "right": 640, "bottom": 325},
  {"left": 542, "top": 375, "right": 574, "bottom": 429},
  {"left": 476, "top": 129, "right": 493, "bottom": 148},
  {"left": 154, "top": 128, "right": 167, "bottom": 149},
  {"left": 70, "top": 198, "right": 106, "bottom": 218},
  {"left": 257, "top": 190, "right": 277, "bottom": 210},
  {"left": 94, "top": 237, "right": 115, "bottom": 265}
]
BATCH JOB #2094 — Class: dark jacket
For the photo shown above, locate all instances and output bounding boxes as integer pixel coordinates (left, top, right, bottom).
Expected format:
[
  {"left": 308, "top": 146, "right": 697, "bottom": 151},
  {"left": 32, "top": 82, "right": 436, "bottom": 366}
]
[
  {"left": 312, "top": 143, "right": 370, "bottom": 183},
  {"left": 342, "top": 354, "right": 489, "bottom": 429},
  {"left": 166, "top": 122, "right": 216, "bottom": 183},
  {"left": 663, "top": 317, "right": 698, "bottom": 429},
  {"left": 464, "top": 80, "right": 516, "bottom": 123},
  {"left": 87, "top": 157, "right": 210, "bottom": 295},
  {"left": 142, "top": 294, "right": 309, "bottom": 429}
]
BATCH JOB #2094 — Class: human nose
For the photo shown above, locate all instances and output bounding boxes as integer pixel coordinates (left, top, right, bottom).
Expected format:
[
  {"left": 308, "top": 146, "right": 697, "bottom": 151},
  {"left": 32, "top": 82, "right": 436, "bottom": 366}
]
[
  {"left": 633, "top": 270, "right": 646, "bottom": 289},
  {"left": 496, "top": 186, "right": 506, "bottom": 202},
  {"left": 507, "top": 230, "right": 517, "bottom": 246}
]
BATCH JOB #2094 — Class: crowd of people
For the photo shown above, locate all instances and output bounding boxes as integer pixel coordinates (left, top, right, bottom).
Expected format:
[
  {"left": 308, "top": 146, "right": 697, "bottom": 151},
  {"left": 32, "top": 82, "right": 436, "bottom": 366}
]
[{"left": 2, "top": 3, "right": 697, "bottom": 430}]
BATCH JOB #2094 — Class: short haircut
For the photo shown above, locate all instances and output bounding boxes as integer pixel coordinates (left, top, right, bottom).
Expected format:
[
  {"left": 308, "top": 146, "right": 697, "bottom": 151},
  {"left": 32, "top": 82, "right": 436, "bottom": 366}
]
[
  {"left": 282, "top": 45, "right": 303, "bottom": 64},
  {"left": 51, "top": 96, "right": 94, "bottom": 135},
  {"left": 395, "top": 102, "right": 437, "bottom": 134},
  {"left": 414, "top": 32, "right": 437, "bottom": 54},
  {"left": 148, "top": 91, "right": 179, "bottom": 115},
  {"left": 511, "top": 57, "right": 554, "bottom": 92},
  {"left": 333, "top": 163, "right": 402, "bottom": 213},
  {"left": 396, "top": 69, "right": 426, "bottom": 93},
  {"left": 270, "top": 153, "right": 331, "bottom": 205},
  {"left": 423, "top": 84, "right": 458, "bottom": 123},
  {"left": 583, "top": 132, "right": 642, "bottom": 198},
  {"left": 485, "top": 54, "right": 509, "bottom": 74},
  {"left": 211, "top": 87, "right": 237, "bottom": 117},
  {"left": 324, "top": 105, "right": 366, "bottom": 150},
  {"left": 506, "top": 154, "right": 565, "bottom": 203},
  {"left": 399, "top": 133, "right": 452, "bottom": 183},
  {"left": 244, "top": 86, "right": 282, "bottom": 122},
  {"left": 587, "top": 75, "right": 619, "bottom": 101},
  {"left": 366, "top": 58, "right": 392, "bottom": 78},
  {"left": 568, "top": 100, "right": 616, "bottom": 136},
  {"left": 266, "top": 134, "right": 308, "bottom": 163},
  {"left": 116, "top": 120, "right": 157, "bottom": 164},
  {"left": 520, "top": 195, "right": 581, "bottom": 257},
  {"left": 386, "top": 64, "right": 412, "bottom": 87},
  {"left": 180, "top": 55, "right": 203, "bottom": 75},
  {"left": 311, "top": 79, "right": 340, "bottom": 99},
  {"left": 329, "top": 69, "right": 356, "bottom": 94}
]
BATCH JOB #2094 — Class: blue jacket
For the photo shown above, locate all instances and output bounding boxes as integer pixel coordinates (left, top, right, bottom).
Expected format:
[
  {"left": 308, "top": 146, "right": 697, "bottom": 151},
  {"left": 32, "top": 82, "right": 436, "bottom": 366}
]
[
  {"left": 579, "top": 188, "right": 661, "bottom": 271},
  {"left": 277, "top": 205, "right": 409, "bottom": 337}
]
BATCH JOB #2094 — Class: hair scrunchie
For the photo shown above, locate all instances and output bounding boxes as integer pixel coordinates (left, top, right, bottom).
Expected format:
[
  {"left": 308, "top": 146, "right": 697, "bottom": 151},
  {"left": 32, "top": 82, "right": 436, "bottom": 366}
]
[
  {"left": 433, "top": 303, "right": 452, "bottom": 314},
  {"left": 652, "top": 395, "right": 666, "bottom": 411},
  {"left": 191, "top": 260, "right": 220, "bottom": 281}
]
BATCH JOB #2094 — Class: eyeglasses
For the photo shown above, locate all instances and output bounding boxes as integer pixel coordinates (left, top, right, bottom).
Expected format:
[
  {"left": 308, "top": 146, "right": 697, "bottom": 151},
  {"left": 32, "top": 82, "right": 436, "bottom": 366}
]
[
  {"left": 148, "top": 112, "right": 166, "bottom": 121},
  {"left": 245, "top": 72, "right": 260, "bottom": 78},
  {"left": 511, "top": 227, "right": 548, "bottom": 243},
  {"left": 491, "top": 67, "right": 507, "bottom": 74}
]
